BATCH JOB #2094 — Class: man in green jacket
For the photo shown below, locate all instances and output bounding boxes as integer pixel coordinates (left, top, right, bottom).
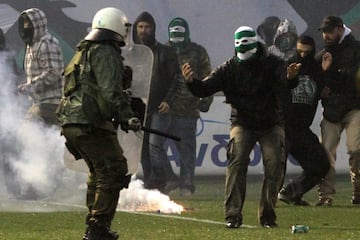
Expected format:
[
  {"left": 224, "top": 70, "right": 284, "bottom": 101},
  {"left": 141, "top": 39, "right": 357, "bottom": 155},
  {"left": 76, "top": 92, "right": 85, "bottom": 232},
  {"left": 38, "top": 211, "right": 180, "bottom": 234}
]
[
  {"left": 57, "top": 8, "right": 141, "bottom": 240},
  {"left": 166, "top": 17, "right": 213, "bottom": 196}
]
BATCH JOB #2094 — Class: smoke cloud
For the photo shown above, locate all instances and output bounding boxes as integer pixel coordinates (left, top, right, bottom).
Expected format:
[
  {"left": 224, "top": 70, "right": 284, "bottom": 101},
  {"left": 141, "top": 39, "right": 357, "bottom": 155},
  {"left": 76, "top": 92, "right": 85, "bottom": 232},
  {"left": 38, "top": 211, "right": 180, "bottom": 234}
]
[
  {"left": 0, "top": 49, "right": 85, "bottom": 202},
  {"left": 0, "top": 50, "right": 183, "bottom": 214}
]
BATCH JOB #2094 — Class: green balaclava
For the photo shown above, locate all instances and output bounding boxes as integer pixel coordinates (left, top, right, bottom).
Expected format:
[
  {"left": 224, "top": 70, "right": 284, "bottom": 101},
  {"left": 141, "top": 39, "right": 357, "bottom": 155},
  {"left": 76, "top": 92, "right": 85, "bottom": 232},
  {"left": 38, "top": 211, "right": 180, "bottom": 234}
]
[
  {"left": 168, "top": 17, "right": 190, "bottom": 51},
  {"left": 234, "top": 26, "right": 258, "bottom": 62}
]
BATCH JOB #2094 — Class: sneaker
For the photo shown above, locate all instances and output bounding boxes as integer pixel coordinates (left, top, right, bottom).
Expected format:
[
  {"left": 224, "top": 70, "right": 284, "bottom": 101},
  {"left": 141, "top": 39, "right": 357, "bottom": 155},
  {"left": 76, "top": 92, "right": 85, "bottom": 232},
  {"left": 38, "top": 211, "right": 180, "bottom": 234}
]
[
  {"left": 180, "top": 188, "right": 193, "bottom": 197},
  {"left": 278, "top": 188, "right": 291, "bottom": 204},
  {"left": 225, "top": 216, "right": 242, "bottom": 228},
  {"left": 315, "top": 197, "right": 333, "bottom": 206},
  {"left": 293, "top": 199, "right": 310, "bottom": 206},
  {"left": 162, "top": 181, "right": 179, "bottom": 194},
  {"left": 278, "top": 187, "right": 307, "bottom": 205},
  {"left": 351, "top": 195, "right": 360, "bottom": 204},
  {"left": 261, "top": 221, "right": 278, "bottom": 228}
]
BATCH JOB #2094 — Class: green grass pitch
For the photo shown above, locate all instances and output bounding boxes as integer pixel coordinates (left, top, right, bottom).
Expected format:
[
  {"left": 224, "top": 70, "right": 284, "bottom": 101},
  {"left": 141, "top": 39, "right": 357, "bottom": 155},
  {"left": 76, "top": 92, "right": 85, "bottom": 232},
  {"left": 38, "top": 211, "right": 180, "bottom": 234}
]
[{"left": 0, "top": 174, "right": 359, "bottom": 240}]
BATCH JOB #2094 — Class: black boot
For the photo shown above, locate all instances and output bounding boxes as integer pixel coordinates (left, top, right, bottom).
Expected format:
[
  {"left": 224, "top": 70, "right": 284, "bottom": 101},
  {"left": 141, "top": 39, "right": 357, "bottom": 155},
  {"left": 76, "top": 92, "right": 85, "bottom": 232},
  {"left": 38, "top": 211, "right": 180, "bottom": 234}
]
[
  {"left": 82, "top": 213, "right": 92, "bottom": 240},
  {"left": 82, "top": 227, "right": 89, "bottom": 240},
  {"left": 88, "top": 221, "right": 118, "bottom": 240}
]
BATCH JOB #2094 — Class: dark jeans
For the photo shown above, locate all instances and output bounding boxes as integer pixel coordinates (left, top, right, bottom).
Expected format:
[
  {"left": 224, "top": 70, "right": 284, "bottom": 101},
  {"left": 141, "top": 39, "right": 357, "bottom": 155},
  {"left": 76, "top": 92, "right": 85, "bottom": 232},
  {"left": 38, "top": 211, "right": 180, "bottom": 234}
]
[
  {"left": 141, "top": 112, "right": 177, "bottom": 190},
  {"left": 282, "top": 125, "right": 330, "bottom": 199},
  {"left": 170, "top": 115, "right": 197, "bottom": 192}
]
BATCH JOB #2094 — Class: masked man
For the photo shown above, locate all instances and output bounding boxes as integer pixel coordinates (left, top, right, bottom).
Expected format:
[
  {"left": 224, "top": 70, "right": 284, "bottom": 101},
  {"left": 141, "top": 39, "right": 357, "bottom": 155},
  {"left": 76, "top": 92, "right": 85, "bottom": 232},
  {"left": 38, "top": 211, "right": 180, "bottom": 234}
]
[
  {"left": 268, "top": 19, "right": 298, "bottom": 62},
  {"left": 17, "top": 8, "right": 64, "bottom": 126},
  {"left": 182, "top": 26, "right": 300, "bottom": 228},
  {"left": 166, "top": 17, "right": 213, "bottom": 196}
]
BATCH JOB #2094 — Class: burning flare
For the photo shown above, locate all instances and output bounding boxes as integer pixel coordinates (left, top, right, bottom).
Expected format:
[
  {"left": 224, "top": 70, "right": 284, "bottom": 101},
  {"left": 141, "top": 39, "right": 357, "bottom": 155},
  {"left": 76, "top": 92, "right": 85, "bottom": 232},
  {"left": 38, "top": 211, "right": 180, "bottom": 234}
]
[{"left": 118, "top": 178, "right": 184, "bottom": 214}]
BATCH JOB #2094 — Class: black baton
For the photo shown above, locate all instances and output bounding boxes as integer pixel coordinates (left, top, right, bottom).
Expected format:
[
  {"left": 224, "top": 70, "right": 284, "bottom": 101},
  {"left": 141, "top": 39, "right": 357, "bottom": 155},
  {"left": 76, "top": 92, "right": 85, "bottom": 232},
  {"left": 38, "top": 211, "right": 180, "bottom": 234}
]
[{"left": 141, "top": 126, "right": 181, "bottom": 141}]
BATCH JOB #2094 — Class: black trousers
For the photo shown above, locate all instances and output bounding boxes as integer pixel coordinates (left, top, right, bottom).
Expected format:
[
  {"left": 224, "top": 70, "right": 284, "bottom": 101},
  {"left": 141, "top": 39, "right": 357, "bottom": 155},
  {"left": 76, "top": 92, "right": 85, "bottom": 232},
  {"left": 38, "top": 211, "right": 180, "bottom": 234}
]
[{"left": 283, "top": 125, "right": 330, "bottom": 199}]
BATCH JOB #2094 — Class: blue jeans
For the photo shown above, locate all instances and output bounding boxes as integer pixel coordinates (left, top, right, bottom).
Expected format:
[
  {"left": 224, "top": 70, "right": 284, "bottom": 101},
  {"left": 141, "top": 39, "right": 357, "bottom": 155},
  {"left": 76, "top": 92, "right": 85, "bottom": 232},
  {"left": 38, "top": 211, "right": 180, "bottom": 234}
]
[
  {"left": 170, "top": 115, "right": 197, "bottom": 192},
  {"left": 147, "top": 112, "right": 178, "bottom": 189}
]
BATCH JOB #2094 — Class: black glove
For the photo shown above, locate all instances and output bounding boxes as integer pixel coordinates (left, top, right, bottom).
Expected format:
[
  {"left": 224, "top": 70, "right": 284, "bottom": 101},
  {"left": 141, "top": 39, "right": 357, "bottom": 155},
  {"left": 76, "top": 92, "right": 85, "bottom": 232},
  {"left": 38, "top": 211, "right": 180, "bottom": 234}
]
[
  {"left": 121, "top": 117, "right": 141, "bottom": 132},
  {"left": 123, "top": 65, "right": 133, "bottom": 90}
]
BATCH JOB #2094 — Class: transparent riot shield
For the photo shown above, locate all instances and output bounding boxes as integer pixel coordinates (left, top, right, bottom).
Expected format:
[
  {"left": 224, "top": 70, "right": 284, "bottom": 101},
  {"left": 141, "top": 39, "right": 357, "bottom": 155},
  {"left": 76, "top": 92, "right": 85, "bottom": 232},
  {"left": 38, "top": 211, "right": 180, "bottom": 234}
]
[
  {"left": 120, "top": 44, "right": 153, "bottom": 175},
  {"left": 63, "top": 44, "right": 153, "bottom": 175}
]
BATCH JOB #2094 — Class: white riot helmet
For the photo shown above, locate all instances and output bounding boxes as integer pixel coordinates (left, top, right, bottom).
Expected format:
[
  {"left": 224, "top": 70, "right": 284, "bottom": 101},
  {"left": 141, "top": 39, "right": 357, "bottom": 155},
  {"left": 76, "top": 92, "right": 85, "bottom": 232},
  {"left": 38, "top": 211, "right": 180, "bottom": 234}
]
[{"left": 85, "top": 7, "right": 131, "bottom": 46}]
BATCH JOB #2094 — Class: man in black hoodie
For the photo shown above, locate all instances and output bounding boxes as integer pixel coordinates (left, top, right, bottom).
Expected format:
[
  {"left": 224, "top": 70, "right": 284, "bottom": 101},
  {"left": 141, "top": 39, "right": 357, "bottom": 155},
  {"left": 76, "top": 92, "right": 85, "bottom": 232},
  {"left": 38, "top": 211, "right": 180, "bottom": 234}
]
[
  {"left": 182, "top": 26, "right": 300, "bottom": 229},
  {"left": 132, "top": 12, "right": 180, "bottom": 193},
  {"left": 278, "top": 36, "right": 330, "bottom": 206},
  {"left": 316, "top": 16, "right": 360, "bottom": 206}
]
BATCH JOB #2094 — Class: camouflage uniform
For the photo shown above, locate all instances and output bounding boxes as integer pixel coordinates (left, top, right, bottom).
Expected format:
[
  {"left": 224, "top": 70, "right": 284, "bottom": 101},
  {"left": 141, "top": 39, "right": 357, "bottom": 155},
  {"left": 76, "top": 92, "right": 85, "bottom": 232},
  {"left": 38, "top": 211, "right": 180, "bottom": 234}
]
[
  {"left": 57, "top": 40, "right": 134, "bottom": 229},
  {"left": 170, "top": 42, "right": 213, "bottom": 118}
]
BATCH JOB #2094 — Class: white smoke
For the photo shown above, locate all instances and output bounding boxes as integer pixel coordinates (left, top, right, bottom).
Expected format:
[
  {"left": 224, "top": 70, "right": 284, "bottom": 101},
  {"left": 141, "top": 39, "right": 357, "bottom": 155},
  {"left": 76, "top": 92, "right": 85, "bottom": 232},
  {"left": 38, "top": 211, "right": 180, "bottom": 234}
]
[
  {"left": 119, "top": 178, "right": 184, "bottom": 214},
  {"left": 0, "top": 50, "right": 85, "bottom": 200},
  {"left": 0, "top": 50, "right": 183, "bottom": 214}
]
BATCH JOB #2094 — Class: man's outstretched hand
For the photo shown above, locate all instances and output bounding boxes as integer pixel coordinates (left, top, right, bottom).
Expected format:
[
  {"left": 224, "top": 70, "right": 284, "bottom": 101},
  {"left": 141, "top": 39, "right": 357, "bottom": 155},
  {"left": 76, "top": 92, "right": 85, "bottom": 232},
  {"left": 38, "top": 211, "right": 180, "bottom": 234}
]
[{"left": 182, "top": 63, "right": 194, "bottom": 83}]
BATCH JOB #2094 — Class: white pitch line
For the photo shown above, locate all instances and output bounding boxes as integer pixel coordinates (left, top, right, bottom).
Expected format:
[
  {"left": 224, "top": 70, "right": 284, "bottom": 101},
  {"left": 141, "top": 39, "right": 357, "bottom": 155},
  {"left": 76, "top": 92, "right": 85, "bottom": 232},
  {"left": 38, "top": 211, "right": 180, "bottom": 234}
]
[
  {"left": 26, "top": 200, "right": 87, "bottom": 210},
  {"left": 120, "top": 210, "right": 258, "bottom": 229},
  {"left": 6, "top": 200, "right": 257, "bottom": 229}
]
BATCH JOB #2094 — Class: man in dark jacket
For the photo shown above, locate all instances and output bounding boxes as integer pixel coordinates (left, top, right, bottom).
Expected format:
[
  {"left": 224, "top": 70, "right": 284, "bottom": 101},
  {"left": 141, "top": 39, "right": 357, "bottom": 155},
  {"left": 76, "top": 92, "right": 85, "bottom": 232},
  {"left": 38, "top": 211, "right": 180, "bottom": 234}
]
[
  {"left": 182, "top": 26, "right": 300, "bottom": 228},
  {"left": 133, "top": 12, "right": 180, "bottom": 192},
  {"left": 316, "top": 16, "right": 360, "bottom": 206},
  {"left": 278, "top": 35, "right": 330, "bottom": 206},
  {"left": 57, "top": 8, "right": 141, "bottom": 240}
]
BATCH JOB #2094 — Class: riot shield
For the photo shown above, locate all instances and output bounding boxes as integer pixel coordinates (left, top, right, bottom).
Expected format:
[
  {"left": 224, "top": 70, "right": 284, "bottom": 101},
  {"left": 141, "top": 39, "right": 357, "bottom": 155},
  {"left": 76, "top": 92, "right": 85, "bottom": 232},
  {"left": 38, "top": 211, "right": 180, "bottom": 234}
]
[
  {"left": 63, "top": 44, "right": 153, "bottom": 175},
  {"left": 120, "top": 44, "right": 153, "bottom": 174}
]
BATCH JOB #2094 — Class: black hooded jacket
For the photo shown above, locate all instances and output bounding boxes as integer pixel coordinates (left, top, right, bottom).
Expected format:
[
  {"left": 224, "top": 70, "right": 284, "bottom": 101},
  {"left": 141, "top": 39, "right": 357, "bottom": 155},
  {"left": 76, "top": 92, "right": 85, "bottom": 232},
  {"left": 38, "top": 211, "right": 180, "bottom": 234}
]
[
  {"left": 187, "top": 43, "right": 287, "bottom": 130},
  {"left": 132, "top": 12, "right": 179, "bottom": 114}
]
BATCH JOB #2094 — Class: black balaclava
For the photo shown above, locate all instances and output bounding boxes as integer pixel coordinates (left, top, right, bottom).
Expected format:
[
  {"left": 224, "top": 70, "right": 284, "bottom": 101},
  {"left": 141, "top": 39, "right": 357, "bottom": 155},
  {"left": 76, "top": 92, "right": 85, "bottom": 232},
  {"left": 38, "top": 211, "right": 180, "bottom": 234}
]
[
  {"left": 132, "top": 11, "right": 156, "bottom": 46},
  {"left": 18, "top": 14, "right": 34, "bottom": 44},
  {"left": 295, "top": 35, "right": 316, "bottom": 71}
]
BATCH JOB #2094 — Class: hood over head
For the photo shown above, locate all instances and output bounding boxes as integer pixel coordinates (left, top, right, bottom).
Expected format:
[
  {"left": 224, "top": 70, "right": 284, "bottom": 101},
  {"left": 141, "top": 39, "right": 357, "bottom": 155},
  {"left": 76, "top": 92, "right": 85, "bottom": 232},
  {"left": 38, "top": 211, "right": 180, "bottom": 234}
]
[
  {"left": 256, "top": 16, "right": 281, "bottom": 46},
  {"left": 132, "top": 11, "right": 156, "bottom": 46},
  {"left": 168, "top": 17, "right": 190, "bottom": 51},
  {"left": 273, "top": 19, "right": 298, "bottom": 52},
  {"left": 18, "top": 8, "right": 47, "bottom": 44}
]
